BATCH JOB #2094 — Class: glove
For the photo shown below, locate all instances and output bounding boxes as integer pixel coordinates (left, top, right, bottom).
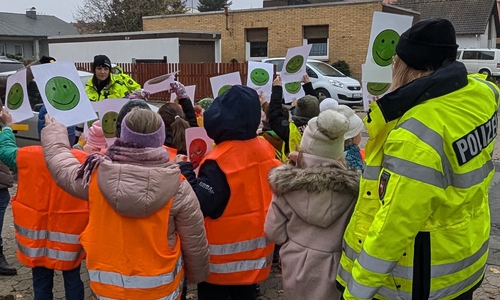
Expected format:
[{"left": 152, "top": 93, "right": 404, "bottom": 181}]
[
  {"left": 127, "top": 89, "right": 151, "bottom": 101},
  {"left": 170, "top": 82, "right": 189, "bottom": 100},
  {"left": 39, "top": 56, "right": 56, "bottom": 64}
]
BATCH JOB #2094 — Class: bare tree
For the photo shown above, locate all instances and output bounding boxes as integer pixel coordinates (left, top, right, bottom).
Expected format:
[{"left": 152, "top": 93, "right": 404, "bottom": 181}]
[{"left": 73, "top": 0, "right": 187, "bottom": 34}]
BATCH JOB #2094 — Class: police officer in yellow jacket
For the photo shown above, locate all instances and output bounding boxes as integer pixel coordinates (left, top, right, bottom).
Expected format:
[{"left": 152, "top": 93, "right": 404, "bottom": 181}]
[
  {"left": 85, "top": 55, "right": 130, "bottom": 102},
  {"left": 337, "top": 19, "right": 499, "bottom": 300}
]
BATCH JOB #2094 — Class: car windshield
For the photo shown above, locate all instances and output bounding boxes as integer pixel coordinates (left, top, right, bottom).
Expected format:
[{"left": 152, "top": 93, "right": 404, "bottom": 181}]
[
  {"left": 266, "top": 60, "right": 285, "bottom": 72},
  {"left": 309, "top": 61, "right": 345, "bottom": 77}
]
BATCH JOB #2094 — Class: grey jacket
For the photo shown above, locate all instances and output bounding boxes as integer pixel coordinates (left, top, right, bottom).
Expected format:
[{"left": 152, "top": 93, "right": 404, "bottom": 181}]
[{"left": 265, "top": 152, "right": 359, "bottom": 300}]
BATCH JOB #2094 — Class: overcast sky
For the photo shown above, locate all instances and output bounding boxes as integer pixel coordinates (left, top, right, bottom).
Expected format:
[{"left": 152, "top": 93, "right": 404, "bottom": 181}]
[{"left": 2, "top": 0, "right": 264, "bottom": 22}]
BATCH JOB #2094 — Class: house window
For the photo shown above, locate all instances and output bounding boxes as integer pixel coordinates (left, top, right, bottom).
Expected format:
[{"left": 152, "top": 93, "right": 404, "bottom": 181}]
[
  {"left": 14, "top": 45, "right": 23, "bottom": 57},
  {"left": 246, "top": 28, "right": 268, "bottom": 60},
  {"left": 303, "top": 25, "right": 329, "bottom": 59},
  {"left": 0, "top": 45, "right": 5, "bottom": 56}
]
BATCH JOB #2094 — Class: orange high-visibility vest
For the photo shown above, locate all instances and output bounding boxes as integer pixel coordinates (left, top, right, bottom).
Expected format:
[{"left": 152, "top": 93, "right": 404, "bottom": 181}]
[
  {"left": 12, "top": 146, "right": 89, "bottom": 271},
  {"left": 202, "top": 137, "right": 281, "bottom": 285},
  {"left": 163, "top": 145, "right": 178, "bottom": 159},
  {"left": 81, "top": 171, "right": 184, "bottom": 300}
]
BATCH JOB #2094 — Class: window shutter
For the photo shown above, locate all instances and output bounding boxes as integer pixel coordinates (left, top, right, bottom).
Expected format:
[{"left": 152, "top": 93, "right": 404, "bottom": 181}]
[
  {"left": 247, "top": 28, "right": 269, "bottom": 42},
  {"left": 303, "top": 25, "right": 329, "bottom": 39}
]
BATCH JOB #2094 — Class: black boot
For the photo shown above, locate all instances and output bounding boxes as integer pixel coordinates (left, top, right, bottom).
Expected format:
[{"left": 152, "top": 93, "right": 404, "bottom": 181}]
[{"left": 0, "top": 246, "right": 17, "bottom": 275}]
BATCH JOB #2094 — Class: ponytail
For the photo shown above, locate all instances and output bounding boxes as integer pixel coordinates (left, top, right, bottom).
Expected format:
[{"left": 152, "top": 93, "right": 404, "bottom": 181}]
[{"left": 170, "top": 117, "right": 189, "bottom": 153}]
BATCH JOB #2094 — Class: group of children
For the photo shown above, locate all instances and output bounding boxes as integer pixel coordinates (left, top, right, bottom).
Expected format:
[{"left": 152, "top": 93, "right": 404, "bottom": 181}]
[{"left": 0, "top": 53, "right": 365, "bottom": 300}]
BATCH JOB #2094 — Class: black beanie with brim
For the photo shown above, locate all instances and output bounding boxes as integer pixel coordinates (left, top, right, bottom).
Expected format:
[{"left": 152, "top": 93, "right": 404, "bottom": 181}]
[{"left": 396, "top": 19, "right": 458, "bottom": 71}]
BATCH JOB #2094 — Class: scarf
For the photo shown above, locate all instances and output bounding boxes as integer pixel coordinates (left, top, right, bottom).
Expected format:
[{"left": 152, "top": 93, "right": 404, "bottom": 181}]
[
  {"left": 344, "top": 144, "right": 363, "bottom": 171},
  {"left": 76, "top": 139, "right": 170, "bottom": 187}
]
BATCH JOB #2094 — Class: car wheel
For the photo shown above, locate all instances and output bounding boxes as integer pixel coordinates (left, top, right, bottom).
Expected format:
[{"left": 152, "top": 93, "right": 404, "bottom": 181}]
[
  {"left": 479, "top": 69, "right": 491, "bottom": 77},
  {"left": 315, "top": 88, "right": 331, "bottom": 99}
]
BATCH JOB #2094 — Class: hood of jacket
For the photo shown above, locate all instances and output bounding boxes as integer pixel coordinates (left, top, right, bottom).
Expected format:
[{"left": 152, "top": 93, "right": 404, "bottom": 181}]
[
  {"left": 96, "top": 159, "right": 181, "bottom": 218},
  {"left": 375, "top": 60, "right": 468, "bottom": 123},
  {"left": 269, "top": 152, "right": 359, "bottom": 228},
  {"left": 204, "top": 85, "right": 261, "bottom": 144}
]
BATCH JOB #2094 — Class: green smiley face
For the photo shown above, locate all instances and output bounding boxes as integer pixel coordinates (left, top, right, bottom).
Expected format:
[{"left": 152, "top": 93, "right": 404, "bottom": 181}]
[
  {"left": 372, "top": 29, "right": 400, "bottom": 67},
  {"left": 218, "top": 85, "right": 232, "bottom": 96},
  {"left": 286, "top": 55, "right": 304, "bottom": 74},
  {"left": 285, "top": 82, "right": 301, "bottom": 94},
  {"left": 102, "top": 111, "right": 118, "bottom": 138},
  {"left": 366, "top": 82, "right": 391, "bottom": 96},
  {"left": 7, "top": 83, "right": 24, "bottom": 110},
  {"left": 45, "top": 76, "right": 80, "bottom": 111},
  {"left": 250, "top": 68, "right": 270, "bottom": 86}
]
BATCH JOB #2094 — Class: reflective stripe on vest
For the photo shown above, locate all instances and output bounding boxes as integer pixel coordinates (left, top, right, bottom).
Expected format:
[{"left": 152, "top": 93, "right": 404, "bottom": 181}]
[
  {"left": 17, "top": 242, "right": 83, "bottom": 262},
  {"left": 93, "top": 277, "right": 185, "bottom": 300},
  {"left": 209, "top": 237, "right": 268, "bottom": 255},
  {"left": 363, "top": 165, "right": 381, "bottom": 180},
  {"left": 15, "top": 224, "right": 80, "bottom": 244},
  {"left": 210, "top": 257, "right": 269, "bottom": 274},
  {"left": 339, "top": 261, "right": 486, "bottom": 300},
  {"left": 89, "top": 256, "right": 183, "bottom": 290},
  {"left": 343, "top": 239, "right": 488, "bottom": 281},
  {"left": 389, "top": 118, "right": 494, "bottom": 189}
]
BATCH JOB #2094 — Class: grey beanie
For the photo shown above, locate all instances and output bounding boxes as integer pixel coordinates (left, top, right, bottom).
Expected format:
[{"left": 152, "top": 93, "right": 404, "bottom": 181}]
[{"left": 295, "top": 95, "right": 320, "bottom": 119}]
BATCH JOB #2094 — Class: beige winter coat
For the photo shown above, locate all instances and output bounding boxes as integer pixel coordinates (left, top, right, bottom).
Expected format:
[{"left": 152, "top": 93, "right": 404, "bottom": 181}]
[
  {"left": 41, "top": 122, "right": 210, "bottom": 284},
  {"left": 265, "top": 152, "right": 359, "bottom": 300}
]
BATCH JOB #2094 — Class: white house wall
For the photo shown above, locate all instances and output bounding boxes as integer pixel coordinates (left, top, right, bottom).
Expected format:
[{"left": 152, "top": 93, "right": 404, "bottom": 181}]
[
  {"left": 457, "top": 22, "right": 497, "bottom": 49},
  {"left": 49, "top": 38, "right": 180, "bottom": 63}
]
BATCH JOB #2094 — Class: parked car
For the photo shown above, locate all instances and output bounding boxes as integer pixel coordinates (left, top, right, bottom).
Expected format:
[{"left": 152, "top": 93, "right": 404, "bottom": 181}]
[
  {"left": 0, "top": 69, "right": 93, "bottom": 147},
  {"left": 0, "top": 56, "right": 24, "bottom": 73},
  {"left": 262, "top": 58, "right": 362, "bottom": 106},
  {"left": 456, "top": 48, "right": 500, "bottom": 78}
]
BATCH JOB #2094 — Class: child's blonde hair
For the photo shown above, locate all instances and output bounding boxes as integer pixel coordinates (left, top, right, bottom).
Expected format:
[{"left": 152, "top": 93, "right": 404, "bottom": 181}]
[{"left": 124, "top": 109, "right": 163, "bottom": 135}]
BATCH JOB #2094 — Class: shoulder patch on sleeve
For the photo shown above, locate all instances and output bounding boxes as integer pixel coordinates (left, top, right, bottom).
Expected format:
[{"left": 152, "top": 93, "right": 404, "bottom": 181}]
[{"left": 379, "top": 170, "right": 390, "bottom": 200}]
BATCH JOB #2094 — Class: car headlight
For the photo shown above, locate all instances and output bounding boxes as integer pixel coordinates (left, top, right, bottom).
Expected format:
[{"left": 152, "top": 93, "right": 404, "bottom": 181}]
[{"left": 328, "top": 79, "right": 344, "bottom": 88}]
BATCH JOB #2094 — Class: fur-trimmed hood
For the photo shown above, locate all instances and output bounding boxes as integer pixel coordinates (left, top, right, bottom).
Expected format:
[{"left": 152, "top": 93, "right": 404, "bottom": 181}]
[{"left": 268, "top": 153, "right": 359, "bottom": 228}]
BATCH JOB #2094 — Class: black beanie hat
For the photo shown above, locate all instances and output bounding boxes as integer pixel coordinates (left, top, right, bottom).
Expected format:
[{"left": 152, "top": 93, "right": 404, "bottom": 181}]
[
  {"left": 396, "top": 19, "right": 458, "bottom": 71},
  {"left": 92, "top": 55, "right": 111, "bottom": 72}
]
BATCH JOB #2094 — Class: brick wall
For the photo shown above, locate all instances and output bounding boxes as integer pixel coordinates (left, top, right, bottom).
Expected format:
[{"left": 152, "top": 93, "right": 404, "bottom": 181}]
[{"left": 143, "top": 1, "right": 383, "bottom": 78}]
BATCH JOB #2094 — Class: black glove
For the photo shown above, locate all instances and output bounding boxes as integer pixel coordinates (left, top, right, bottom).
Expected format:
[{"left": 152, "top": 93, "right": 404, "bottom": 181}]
[{"left": 39, "top": 56, "right": 56, "bottom": 64}]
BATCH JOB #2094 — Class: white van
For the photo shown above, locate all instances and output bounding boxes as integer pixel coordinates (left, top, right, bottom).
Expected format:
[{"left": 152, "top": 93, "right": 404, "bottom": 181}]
[{"left": 456, "top": 48, "right": 500, "bottom": 77}]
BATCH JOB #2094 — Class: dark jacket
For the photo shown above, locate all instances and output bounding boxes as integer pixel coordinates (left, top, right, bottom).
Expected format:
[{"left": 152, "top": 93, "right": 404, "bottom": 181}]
[
  {"left": 178, "top": 98, "right": 198, "bottom": 128},
  {"left": 181, "top": 85, "right": 261, "bottom": 219},
  {"left": 268, "top": 82, "right": 317, "bottom": 154},
  {"left": 38, "top": 106, "right": 75, "bottom": 145},
  {"left": 0, "top": 161, "right": 13, "bottom": 190}
]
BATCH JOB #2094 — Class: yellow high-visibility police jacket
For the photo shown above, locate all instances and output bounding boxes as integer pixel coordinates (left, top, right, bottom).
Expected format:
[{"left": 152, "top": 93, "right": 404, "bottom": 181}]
[
  {"left": 337, "top": 62, "right": 499, "bottom": 300},
  {"left": 85, "top": 75, "right": 130, "bottom": 102}
]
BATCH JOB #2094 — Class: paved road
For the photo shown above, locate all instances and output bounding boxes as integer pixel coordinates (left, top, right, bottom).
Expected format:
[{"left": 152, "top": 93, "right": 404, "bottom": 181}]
[{"left": 1, "top": 111, "right": 499, "bottom": 299}]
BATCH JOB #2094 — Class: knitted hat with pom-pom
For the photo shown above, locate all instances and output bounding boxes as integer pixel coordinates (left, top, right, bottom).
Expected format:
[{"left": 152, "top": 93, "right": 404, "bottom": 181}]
[{"left": 300, "top": 109, "right": 349, "bottom": 160}]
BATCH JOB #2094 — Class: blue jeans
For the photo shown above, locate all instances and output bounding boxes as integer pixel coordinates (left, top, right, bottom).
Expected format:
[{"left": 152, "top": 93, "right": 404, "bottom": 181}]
[
  {"left": 0, "top": 188, "right": 11, "bottom": 246},
  {"left": 32, "top": 265, "right": 84, "bottom": 300}
]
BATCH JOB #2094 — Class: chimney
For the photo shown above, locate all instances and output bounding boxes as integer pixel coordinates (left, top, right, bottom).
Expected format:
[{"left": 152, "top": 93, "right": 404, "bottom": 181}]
[{"left": 26, "top": 7, "right": 36, "bottom": 20}]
